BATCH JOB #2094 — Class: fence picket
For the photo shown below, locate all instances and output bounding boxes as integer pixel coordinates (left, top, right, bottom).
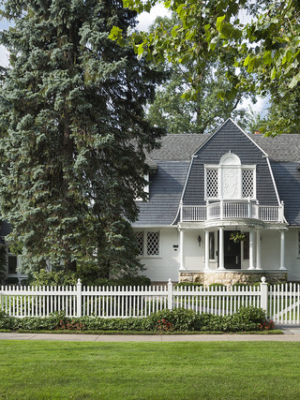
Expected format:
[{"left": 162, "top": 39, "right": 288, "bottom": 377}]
[{"left": 0, "top": 280, "right": 299, "bottom": 324}]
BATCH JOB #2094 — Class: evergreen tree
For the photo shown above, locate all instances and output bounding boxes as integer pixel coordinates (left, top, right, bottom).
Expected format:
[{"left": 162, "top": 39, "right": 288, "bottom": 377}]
[{"left": 0, "top": 0, "right": 163, "bottom": 279}]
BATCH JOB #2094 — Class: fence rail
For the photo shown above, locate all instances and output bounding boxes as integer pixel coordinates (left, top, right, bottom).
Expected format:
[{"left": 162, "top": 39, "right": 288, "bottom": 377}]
[{"left": 1, "top": 279, "right": 300, "bottom": 324}]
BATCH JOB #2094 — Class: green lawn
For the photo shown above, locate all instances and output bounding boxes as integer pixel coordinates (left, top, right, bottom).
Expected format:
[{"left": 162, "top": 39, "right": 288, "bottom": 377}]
[{"left": 1, "top": 341, "right": 300, "bottom": 399}]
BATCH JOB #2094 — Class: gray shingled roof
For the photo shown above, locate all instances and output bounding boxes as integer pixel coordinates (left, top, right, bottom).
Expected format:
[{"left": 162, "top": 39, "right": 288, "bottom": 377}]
[
  {"left": 147, "top": 134, "right": 208, "bottom": 161},
  {"left": 271, "top": 162, "right": 300, "bottom": 225},
  {"left": 146, "top": 132, "right": 300, "bottom": 163},
  {"left": 251, "top": 134, "right": 300, "bottom": 162},
  {"left": 133, "top": 161, "right": 189, "bottom": 226},
  {"left": 137, "top": 122, "right": 300, "bottom": 226}
]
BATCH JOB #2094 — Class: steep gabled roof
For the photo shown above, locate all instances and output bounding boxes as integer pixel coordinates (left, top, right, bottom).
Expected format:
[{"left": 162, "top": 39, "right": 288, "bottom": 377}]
[
  {"left": 137, "top": 120, "right": 300, "bottom": 226},
  {"left": 182, "top": 119, "right": 279, "bottom": 207}
]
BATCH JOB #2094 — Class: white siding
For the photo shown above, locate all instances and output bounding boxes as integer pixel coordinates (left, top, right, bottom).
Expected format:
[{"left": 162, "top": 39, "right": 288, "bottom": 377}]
[
  {"left": 285, "top": 228, "right": 300, "bottom": 280},
  {"left": 137, "top": 228, "right": 179, "bottom": 282},
  {"left": 183, "top": 230, "right": 205, "bottom": 270}
]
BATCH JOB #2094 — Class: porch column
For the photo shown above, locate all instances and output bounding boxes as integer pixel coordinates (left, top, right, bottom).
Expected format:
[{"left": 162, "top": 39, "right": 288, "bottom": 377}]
[
  {"left": 218, "top": 227, "right": 225, "bottom": 270},
  {"left": 280, "top": 230, "right": 286, "bottom": 270},
  {"left": 248, "top": 227, "right": 255, "bottom": 270},
  {"left": 179, "top": 229, "right": 185, "bottom": 270},
  {"left": 204, "top": 230, "right": 210, "bottom": 270},
  {"left": 256, "top": 230, "right": 262, "bottom": 270}
]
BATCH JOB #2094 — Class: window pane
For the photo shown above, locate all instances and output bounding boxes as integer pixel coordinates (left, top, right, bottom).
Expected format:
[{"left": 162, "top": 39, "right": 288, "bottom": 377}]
[
  {"left": 243, "top": 233, "right": 249, "bottom": 260},
  {"left": 8, "top": 255, "right": 17, "bottom": 274},
  {"left": 242, "top": 169, "right": 254, "bottom": 198},
  {"left": 135, "top": 232, "right": 144, "bottom": 256},
  {"left": 209, "top": 232, "right": 215, "bottom": 260},
  {"left": 147, "top": 232, "right": 159, "bottom": 256},
  {"left": 206, "top": 169, "right": 218, "bottom": 198}
]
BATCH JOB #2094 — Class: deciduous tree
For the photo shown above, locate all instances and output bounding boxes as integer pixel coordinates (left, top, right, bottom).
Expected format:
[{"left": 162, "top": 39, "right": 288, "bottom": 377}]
[{"left": 116, "top": 0, "right": 300, "bottom": 135}]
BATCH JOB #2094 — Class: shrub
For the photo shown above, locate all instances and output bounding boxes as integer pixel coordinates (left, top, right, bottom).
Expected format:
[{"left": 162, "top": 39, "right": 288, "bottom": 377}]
[
  {"left": 209, "top": 283, "right": 226, "bottom": 290},
  {"left": 0, "top": 306, "right": 271, "bottom": 333},
  {"left": 232, "top": 283, "right": 248, "bottom": 289},
  {"left": 4, "top": 277, "right": 19, "bottom": 285},
  {"left": 236, "top": 306, "right": 266, "bottom": 324},
  {"left": 175, "top": 282, "right": 203, "bottom": 288},
  {"left": 145, "top": 308, "right": 199, "bottom": 332},
  {"left": 258, "top": 320, "right": 275, "bottom": 330},
  {"left": 82, "top": 275, "right": 151, "bottom": 287},
  {"left": 31, "top": 270, "right": 77, "bottom": 286}
]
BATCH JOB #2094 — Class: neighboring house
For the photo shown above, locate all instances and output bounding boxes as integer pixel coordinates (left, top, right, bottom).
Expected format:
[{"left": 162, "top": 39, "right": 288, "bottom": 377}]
[{"left": 134, "top": 119, "right": 300, "bottom": 285}]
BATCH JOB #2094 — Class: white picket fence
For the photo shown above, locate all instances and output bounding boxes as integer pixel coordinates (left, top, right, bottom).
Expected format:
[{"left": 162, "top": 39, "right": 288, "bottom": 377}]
[{"left": 1, "top": 278, "right": 300, "bottom": 324}]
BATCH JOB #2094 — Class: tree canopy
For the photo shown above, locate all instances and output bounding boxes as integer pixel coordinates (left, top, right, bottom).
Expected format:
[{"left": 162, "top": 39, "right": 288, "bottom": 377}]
[
  {"left": 111, "top": 0, "right": 300, "bottom": 134},
  {"left": 0, "top": 0, "right": 163, "bottom": 279},
  {"left": 145, "top": 14, "right": 254, "bottom": 134}
]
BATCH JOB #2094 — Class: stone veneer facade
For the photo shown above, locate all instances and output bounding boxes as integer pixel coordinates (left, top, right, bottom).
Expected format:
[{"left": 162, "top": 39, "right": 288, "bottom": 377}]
[{"left": 179, "top": 271, "right": 288, "bottom": 287}]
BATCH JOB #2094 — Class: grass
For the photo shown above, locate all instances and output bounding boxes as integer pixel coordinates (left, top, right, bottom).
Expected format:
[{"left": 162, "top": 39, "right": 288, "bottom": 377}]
[{"left": 1, "top": 341, "right": 300, "bottom": 399}]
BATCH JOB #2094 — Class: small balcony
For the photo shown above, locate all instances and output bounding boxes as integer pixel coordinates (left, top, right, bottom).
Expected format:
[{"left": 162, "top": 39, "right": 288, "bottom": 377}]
[{"left": 181, "top": 200, "right": 284, "bottom": 223}]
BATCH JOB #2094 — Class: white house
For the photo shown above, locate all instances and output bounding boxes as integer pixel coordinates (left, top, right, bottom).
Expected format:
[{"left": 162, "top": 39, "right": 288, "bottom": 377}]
[{"left": 134, "top": 119, "right": 300, "bottom": 285}]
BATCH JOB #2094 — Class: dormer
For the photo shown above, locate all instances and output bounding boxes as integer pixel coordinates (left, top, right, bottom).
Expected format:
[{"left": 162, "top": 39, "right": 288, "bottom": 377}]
[{"left": 204, "top": 152, "right": 256, "bottom": 201}]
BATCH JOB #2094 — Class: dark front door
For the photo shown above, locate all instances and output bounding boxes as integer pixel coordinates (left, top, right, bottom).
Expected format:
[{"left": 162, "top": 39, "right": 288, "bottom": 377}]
[{"left": 224, "top": 231, "right": 241, "bottom": 269}]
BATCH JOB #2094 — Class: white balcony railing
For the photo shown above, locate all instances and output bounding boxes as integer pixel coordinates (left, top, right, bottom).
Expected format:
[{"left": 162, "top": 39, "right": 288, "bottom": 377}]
[{"left": 181, "top": 201, "right": 284, "bottom": 223}]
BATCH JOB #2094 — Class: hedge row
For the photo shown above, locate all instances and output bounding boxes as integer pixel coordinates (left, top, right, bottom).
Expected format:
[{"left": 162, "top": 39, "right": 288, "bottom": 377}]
[{"left": 0, "top": 306, "right": 274, "bottom": 332}]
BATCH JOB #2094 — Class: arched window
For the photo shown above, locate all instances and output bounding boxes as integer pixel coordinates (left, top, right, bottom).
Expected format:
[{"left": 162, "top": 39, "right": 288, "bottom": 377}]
[{"left": 205, "top": 152, "right": 256, "bottom": 200}]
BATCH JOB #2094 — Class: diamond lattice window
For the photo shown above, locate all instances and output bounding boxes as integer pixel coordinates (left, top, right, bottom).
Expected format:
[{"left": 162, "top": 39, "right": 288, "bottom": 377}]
[
  {"left": 147, "top": 232, "right": 160, "bottom": 256},
  {"left": 206, "top": 169, "right": 219, "bottom": 198},
  {"left": 242, "top": 169, "right": 254, "bottom": 198},
  {"left": 135, "top": 232, "right": 144, "bottom": 256}
]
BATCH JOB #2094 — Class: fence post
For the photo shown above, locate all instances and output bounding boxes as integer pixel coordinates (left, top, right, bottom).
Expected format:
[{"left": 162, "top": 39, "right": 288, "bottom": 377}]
[
  {"left": 168, "top": 279, "right": 173, "bottom": 310},
  {"left": 77, "top": 279, "right": 82, "bottom": 317},
  {"left": 260, "top": 276, "right": 268, "bottom": 314}
]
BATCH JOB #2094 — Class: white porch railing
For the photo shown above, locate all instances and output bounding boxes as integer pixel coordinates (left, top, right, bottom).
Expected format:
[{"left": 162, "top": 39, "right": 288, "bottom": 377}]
[{"left": 181, "top": 201, "right": 284, "bottom": 222}]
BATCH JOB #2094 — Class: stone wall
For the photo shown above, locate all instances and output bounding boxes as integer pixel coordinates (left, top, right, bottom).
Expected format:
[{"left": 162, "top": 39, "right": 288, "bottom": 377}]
[{"left": 179, "top": 271, "right": 288, "bottom": 287}]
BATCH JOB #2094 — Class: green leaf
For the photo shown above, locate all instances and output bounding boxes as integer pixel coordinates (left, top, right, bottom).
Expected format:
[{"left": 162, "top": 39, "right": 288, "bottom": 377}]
[
  {"left": 108, "top": 27, "right": 123, "bottom": 45},
  {"left": 270, "top": 67, "right": 276, "bottom": 80},
  {"left": 288, "top": 73, "right": 300, "bottom": 88},
  {"left": 216, "top": 15, "right": 226, "bottom": 32}
]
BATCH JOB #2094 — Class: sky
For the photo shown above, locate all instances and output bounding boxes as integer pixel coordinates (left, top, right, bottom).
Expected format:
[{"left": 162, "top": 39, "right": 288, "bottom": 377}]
[{"left": 0, "top": 4, "right": 268, "bottom": 116}]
